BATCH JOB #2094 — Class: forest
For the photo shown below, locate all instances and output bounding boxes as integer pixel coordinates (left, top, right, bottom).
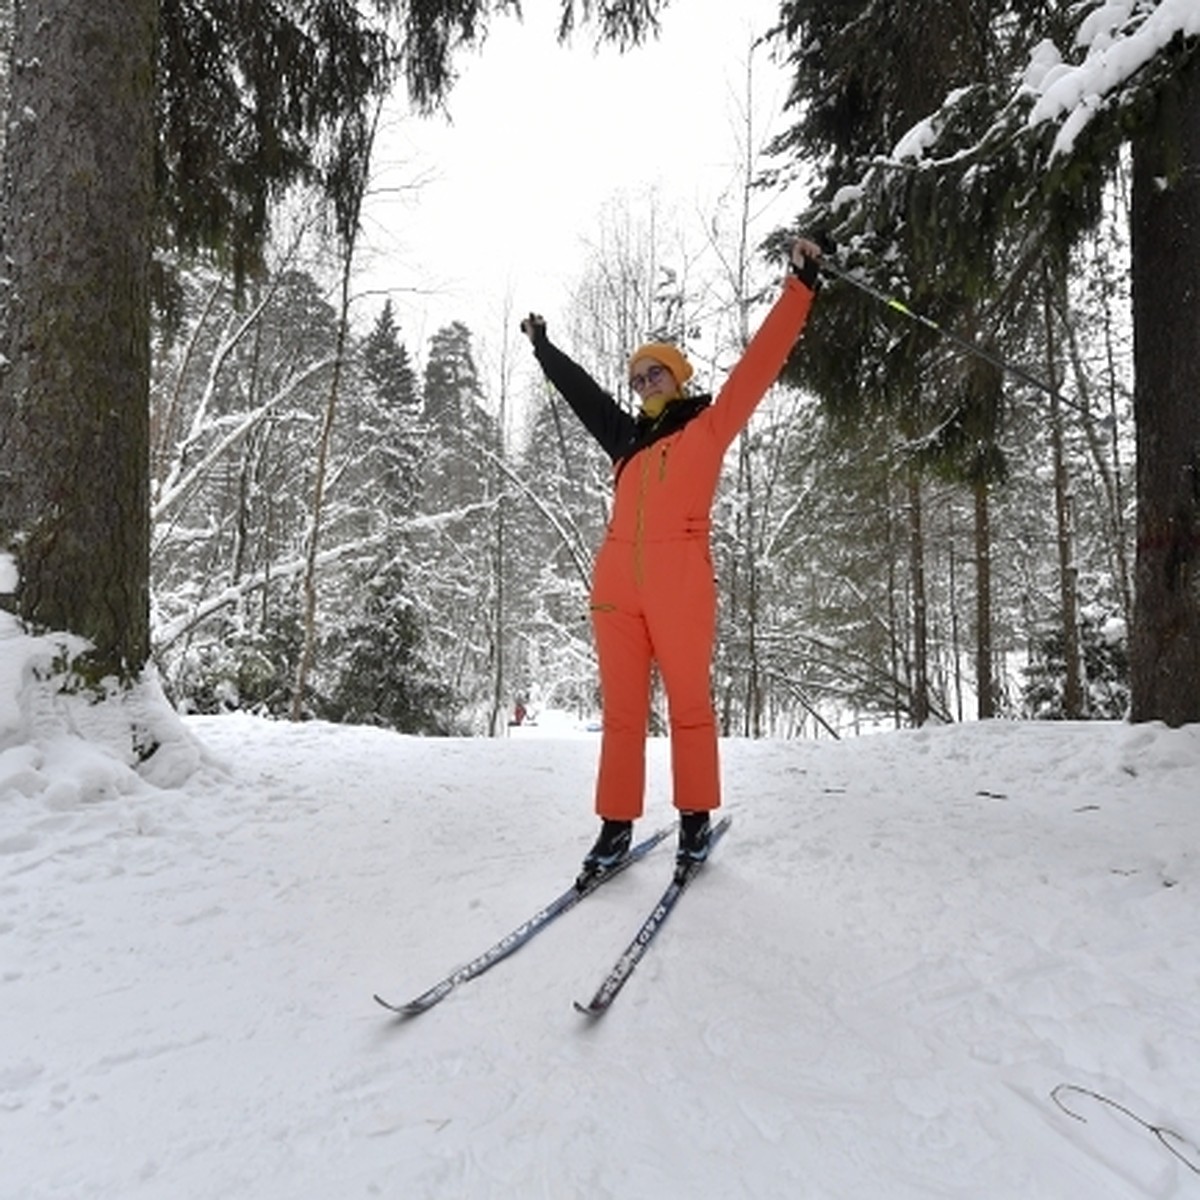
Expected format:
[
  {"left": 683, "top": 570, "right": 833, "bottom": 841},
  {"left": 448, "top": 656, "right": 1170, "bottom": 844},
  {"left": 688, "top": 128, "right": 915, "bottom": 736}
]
[
  {"left": 146, "top": 200, "right": 1133, "bottom": 739},
  {"left": 1, "top": 1, "right": 1197, "bottom": 739}
]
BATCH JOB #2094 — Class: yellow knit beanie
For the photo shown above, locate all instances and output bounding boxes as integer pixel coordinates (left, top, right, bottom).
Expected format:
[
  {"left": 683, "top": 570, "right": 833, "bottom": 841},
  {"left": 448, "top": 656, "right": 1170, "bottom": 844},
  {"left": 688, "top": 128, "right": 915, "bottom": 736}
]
[{"left": 628, "top": 342, "right": 694, "bottom": 388}]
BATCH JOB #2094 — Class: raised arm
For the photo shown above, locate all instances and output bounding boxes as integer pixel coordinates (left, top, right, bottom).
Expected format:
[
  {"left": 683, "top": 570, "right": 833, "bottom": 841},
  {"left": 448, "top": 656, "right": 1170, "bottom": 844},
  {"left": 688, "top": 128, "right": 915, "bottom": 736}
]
[
  {"left": 706, "top": 238, "right": 822, "bottom": 450},
  {"left": 522, "top": 314, "right": 637, "bottom": 463}
]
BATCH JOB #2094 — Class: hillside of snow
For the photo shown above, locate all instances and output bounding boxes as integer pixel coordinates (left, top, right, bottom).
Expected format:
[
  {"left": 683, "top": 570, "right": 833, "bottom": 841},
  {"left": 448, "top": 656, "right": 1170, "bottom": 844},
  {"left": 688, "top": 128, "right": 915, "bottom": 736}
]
[{"left": 2, "top": 693, "right": 1199, "bottom": 1198}]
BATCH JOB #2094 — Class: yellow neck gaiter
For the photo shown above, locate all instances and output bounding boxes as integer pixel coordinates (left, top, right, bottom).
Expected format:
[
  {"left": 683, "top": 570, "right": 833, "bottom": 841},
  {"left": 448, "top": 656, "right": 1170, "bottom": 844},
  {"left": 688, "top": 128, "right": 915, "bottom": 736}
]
[{"left": 639, "top": 392, "right": 682, "bottom": 420}]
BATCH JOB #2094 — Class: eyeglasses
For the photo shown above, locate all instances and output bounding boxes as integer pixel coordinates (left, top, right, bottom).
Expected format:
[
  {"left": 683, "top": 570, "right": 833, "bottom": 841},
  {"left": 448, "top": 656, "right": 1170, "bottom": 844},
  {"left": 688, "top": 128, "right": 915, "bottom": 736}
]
[{"left": 629, "top": 364, "right": 670, "bottom": 392}]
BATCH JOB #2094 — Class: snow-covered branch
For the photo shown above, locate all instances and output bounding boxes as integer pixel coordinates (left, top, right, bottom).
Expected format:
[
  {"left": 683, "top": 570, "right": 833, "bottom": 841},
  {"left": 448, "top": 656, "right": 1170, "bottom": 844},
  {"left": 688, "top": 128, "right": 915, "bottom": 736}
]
[
  {"left": 153, "top": 533, "right": 389, "bottom": 652},
  {"left": 152, "top": 356, "right": 336, "bottom": 525}
]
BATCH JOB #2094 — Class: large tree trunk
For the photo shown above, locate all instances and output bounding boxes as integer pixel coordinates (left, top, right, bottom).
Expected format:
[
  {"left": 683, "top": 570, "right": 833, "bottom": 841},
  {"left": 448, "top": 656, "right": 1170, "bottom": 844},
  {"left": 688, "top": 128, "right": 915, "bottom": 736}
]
[
  {"left": 0, "top": 0, "right": 157, "bottom": 683},
  {"left": 1129, "top": 51, "right": 1200, "bottom": 726}
]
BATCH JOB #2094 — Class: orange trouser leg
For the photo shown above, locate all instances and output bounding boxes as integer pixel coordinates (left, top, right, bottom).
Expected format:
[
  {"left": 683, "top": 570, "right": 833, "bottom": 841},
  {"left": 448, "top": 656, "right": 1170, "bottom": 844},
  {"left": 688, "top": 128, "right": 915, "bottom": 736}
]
[
  {"left": 645, "top": 541, "right": 720, "bottom": 812},
  {"left": 590, "top": 600, "right": 653, "bottom": 821}
]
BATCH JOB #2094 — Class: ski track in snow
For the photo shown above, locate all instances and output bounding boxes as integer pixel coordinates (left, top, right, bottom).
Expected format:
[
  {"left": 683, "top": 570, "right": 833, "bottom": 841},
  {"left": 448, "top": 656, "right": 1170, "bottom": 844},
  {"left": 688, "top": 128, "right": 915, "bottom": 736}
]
[{"left": 2, "top": 714, "right": 1199, "bottom": 1198}]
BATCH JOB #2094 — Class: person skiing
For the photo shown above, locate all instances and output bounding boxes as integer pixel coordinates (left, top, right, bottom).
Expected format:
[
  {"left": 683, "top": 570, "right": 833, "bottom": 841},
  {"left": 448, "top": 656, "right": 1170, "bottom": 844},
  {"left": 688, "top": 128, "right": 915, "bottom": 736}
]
[{"left": 520, "top": 237, "right": 822, "bottom": 883}]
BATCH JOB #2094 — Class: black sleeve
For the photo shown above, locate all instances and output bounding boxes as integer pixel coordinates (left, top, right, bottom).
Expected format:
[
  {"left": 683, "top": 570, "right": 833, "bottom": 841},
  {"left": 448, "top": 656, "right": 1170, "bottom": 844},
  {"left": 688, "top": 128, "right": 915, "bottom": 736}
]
[{"left": 533, "top": 337, "right": 636, "bottom": 463}]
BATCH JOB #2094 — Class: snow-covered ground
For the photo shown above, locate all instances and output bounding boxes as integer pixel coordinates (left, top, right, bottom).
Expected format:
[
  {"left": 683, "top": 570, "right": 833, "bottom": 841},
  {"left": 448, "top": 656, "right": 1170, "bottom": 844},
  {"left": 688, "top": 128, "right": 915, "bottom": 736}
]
[{"left": 2, "top": 630, "right": 1200, "bottom": 1197}]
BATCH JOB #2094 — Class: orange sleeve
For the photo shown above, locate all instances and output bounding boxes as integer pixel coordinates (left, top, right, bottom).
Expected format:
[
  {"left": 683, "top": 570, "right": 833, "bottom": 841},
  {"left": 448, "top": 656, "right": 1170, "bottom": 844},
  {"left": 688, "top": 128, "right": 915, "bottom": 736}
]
[{"left": 707, "top": 273, "right": 816, "bottom": 450}]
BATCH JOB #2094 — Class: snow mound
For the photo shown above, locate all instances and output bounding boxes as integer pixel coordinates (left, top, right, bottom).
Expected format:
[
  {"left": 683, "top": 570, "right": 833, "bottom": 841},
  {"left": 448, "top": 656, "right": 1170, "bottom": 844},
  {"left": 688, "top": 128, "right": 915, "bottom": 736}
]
[{"left": 0, "top": 611, "right": 206, "bottom": 805}]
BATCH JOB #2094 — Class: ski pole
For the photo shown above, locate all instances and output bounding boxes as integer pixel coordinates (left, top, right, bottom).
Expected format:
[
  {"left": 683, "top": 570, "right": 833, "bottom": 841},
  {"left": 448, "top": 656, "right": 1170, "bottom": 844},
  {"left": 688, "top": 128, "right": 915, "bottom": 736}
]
[{"left": 818, "top": 257, "right": 1078, "bottom": 414}]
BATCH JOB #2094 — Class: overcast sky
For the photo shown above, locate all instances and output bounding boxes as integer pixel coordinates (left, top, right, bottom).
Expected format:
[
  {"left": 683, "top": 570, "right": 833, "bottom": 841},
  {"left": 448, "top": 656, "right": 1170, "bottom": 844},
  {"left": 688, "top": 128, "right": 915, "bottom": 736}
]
[{"left": 354, "top": 0, "right": 807, "bottom": 390}]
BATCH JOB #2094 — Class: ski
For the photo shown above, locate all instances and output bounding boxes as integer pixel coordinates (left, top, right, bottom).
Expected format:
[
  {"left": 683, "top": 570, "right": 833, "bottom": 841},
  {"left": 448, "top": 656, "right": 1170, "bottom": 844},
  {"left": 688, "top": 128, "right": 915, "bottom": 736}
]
[
  {"left": 374, "top": 825, "right": 671, "bottom": 1016},
  {"left": 574, "top": 815, "right": 731, "bottom": 1017}
]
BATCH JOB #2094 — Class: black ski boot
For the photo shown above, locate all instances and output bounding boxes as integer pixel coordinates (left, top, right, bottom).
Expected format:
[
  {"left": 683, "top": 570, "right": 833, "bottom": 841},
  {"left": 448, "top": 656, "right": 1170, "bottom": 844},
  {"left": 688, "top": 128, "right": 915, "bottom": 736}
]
[
  {"left": 577, "top": 818, "right": 633, "bottom": 888},
  {"left": 675, "top": 810, "right": 712, "bottom": 880}
]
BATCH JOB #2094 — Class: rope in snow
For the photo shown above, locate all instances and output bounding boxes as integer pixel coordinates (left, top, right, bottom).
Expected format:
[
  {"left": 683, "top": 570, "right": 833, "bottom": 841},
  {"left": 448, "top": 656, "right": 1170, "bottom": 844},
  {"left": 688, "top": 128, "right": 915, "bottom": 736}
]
[{"left": 1051, "top": 1083, "right": 1200, "bottom": 1175}]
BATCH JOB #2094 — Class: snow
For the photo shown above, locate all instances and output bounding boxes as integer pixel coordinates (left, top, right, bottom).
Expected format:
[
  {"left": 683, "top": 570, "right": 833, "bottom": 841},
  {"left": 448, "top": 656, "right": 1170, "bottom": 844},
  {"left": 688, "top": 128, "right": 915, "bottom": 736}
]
[
  {"left": 1024, "top": 0, "right": 1200, "bottom": 159},
  {"left": 891, "top": 115, "right": 939, "bottom": 164},
  {"left": 831, "top": 183, "right": 865, "bottom": 213},
  {"left": 0, "top": 554, "right": 17, "bottom": 595},
  {"left": 2, "top": 623, "right": 1200, "bottom": 1197},
  {"left": 880, "top": 0, "right": 1200, "bottom": 173},
  {"left": 891, "top": 87, "right": 975, "bottom": 163}
]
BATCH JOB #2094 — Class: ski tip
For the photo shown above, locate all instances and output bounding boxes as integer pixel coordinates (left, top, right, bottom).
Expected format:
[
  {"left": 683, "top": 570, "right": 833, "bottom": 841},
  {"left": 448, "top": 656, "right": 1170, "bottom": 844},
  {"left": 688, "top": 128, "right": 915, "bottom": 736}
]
[
  {"left": 573, "top": 999, "right": 605, "bottom": 1018},
  {"left": 374, "top": 993, "right": 422, "bottom": 1017}
]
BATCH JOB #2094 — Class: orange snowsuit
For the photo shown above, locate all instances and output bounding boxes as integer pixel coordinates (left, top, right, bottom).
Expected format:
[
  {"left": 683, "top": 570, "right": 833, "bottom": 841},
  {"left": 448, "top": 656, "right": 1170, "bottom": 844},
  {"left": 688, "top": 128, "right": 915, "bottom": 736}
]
[{"left": 533, "top": 273, "right": 817, "bottom": 820}]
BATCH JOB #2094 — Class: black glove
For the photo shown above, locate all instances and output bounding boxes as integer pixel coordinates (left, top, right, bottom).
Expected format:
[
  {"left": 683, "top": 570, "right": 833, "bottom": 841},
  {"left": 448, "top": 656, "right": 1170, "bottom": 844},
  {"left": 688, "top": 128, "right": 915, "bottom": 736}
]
[
  {"left": 789, "top": 246, "right": 822, "bottom": 291},
  {"left": 520, "top": 313, "right": 547, "bottom": 348}
]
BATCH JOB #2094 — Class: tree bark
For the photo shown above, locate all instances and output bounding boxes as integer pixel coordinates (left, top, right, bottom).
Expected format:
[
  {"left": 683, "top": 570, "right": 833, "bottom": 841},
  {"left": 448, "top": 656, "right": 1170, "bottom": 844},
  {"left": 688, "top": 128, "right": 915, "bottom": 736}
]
[
  {"left": 973, "top": 477, "right": 995, "bottom": 719},
  {"left": 1045, "top": 271, "right": 1083, "bottom": 718},
  {"left": 907, "top": 472, "right": 930, "bottom": 726},
  {"left": 0, "top": 0, "right": 157, "bottom": 683},
  {"left": 1129, "top": 51, "right": 1200, "bottom": 725}
]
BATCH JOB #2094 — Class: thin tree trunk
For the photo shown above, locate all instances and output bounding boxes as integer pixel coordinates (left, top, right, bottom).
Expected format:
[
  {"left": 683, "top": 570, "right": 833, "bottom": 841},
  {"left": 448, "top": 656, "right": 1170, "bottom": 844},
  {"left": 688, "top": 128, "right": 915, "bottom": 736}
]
[
  {"left": 908, "top": 472, "right": 930, "bottom": 726},
  {"left": 291, "top": 96, "right": 382, "bottom": 719},
  {"left": 948, "top": 508, "right": 964, "bottom": 723},
  {"left": 291, "top": 274, "right": 351, "bottom": 720},
  {"left": 885, "top": 486, "right": 903, "bottom": 728},
  {"left": 974, "top": 477, "right": 995, "bottom": 719},
  {"left": 719, "top": 446, "right": 744, "bottom": 736},
  {"left": 488, "top": 316, "right": 511, "bottom": 738},
  {"left": 732, "top": 45, "right": 762, "bottom": 738},
  {"left": 745, "top": 546, "right": 763, "bottom": 738},
  {"left": 1057, "top": 286, "right": 1134, "bottom": 634},
  {"left": 1045, "top": 270, "right": 1083, "bottom": 717}
]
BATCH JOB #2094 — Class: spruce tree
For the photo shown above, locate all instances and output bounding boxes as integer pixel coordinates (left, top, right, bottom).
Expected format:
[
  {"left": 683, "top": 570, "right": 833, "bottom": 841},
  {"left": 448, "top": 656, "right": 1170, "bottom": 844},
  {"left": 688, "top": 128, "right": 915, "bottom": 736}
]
[
  {"left": 770, "top": 0, "right": 1030, "bottom": 723},
  {"left": 363, "top": 300, "right": 419, "bottom": 412},
  {"left": 821, "top": 4, "right": 1198, "bottom": 724}
]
